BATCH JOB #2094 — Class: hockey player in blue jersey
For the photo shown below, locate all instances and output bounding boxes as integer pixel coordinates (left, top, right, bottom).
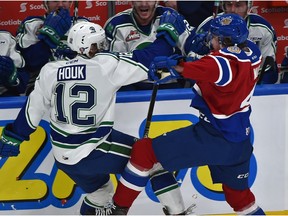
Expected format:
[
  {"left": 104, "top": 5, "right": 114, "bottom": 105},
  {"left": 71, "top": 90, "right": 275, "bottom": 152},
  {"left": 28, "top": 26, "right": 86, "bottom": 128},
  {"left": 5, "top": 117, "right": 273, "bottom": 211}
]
[
  {"left": 185, "top": 0, "right": 278, "bottom": 84},
  {"left": 109, "top": 14, "right": 266, "bottom": 215},
  {"left": 0, "top": 14, "right": 189, "bottom": 215}
]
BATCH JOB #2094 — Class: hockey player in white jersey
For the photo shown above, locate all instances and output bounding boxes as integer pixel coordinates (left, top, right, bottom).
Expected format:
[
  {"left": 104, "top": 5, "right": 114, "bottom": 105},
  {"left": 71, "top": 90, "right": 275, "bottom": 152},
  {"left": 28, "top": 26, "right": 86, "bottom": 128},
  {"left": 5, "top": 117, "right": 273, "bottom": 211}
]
[
  {"left": 104, "top": 1, "right": 193, "bottom": 90},
  {"left": 0, "top": 30, "right": 29, "bottom": 96},
  {"left": 16, "top": 0, "right": 89, "bottom": 95},
  {"left": 185, "top": 0, "right": 278, "bottom": 84},
  {"left": 105, "top": 1, "right": 178, "bottom": 52},
  {"left": 0, "top": 21, "right": 187, "bottom": 215}
]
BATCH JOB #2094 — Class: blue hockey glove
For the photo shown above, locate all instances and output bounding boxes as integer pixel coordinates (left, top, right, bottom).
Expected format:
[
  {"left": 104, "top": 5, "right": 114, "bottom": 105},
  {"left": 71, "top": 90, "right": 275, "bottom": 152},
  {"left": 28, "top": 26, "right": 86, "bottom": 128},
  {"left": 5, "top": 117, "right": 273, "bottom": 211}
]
[
  {"left": 156, "top": 10, "right": 186, "bottom": 47},
  {"left": 149, "top": 54, "right": 184, "bottom": 83},
  {"left": 0, "top": 124, "right": 25, "bottom": 157},
  {"left": 186, "top": 32, "right": 211, "bottom": 55},
  {"left": 54, "top": 42, "right": 77, "bottom": 59},
  {"left": 38, "top": 8, "right": 71, "bottom": 48},
  {"left": 0, "top": 56, "right": 18, "bottom": 86}
]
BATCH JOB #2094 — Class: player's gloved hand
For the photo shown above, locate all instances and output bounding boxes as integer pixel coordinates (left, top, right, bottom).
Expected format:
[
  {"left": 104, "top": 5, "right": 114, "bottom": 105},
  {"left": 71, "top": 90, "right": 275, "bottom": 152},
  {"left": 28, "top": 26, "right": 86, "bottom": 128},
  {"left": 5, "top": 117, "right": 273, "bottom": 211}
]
[
  {"left": 186, "top": 32, "right": 211, "bottom": 55},
  {"left": 54, "top": 42, "right": 77, "bottom": 59},
  {"left": 0, "top": 124, "right": 25, "bottom": 157},
  {"left": 156, "top": 10, "right": 186, "bottom": 47},
  {"left": 0, "top": 56, "right": 18, "bottom": 86},
  {"left": 149, "top": 54, "right": 185, "bottom": 83},
  {"left": 38, "top": 8, "right": 71, "bottom": 48},
  {"left": 280, "top": 52, "right": 288, "bottom": 83}
]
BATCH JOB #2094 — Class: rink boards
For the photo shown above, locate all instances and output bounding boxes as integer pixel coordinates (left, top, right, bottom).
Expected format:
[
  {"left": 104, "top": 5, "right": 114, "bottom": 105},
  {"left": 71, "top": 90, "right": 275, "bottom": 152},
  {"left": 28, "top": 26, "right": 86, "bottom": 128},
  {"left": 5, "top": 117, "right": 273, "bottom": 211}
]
[{"left": 0, "top": 84, "right": 287, "bottom": 215}]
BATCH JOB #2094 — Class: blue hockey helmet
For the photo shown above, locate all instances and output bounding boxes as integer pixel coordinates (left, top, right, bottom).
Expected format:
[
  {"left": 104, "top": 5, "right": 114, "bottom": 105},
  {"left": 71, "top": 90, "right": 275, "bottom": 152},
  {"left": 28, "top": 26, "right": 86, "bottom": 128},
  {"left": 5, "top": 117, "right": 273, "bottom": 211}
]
[{"left": 210, "top": 13, "right": 249, "bottom": 45}]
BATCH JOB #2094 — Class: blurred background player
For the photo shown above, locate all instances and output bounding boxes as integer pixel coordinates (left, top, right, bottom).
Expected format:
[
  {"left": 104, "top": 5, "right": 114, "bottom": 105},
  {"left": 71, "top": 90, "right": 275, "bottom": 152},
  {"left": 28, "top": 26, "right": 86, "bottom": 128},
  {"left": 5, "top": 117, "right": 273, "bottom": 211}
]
[
  {"left": 0, "top": 18, "right": 188, "bottom": 215},
  {"left": 16, "top": 0, "right": 89, "bottom": 95},
  {"left": 162, "top": 0, "right": 215, "bottom": 28},
  {"left": 109, "top": 14, "right": 265, "bottom": 215},
  {"left": 192, "top": 0, "right": 278, "bottom": 84},
  {"left": 279, "top": 47, "right": 288, "bottom": 83},
  {"left": 0, "top": 30, "right": 29, "bottom": 96},
  {"left": 104, "top": 1, "right": 192, "bottom": 90}
]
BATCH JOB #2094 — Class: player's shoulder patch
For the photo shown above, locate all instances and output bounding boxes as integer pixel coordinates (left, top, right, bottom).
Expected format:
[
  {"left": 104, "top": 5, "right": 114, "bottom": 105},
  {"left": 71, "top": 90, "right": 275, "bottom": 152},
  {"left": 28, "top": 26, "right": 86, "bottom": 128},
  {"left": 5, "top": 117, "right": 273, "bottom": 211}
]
[{"left": 227, "top": 46, "right": 241, "bottom": 54}]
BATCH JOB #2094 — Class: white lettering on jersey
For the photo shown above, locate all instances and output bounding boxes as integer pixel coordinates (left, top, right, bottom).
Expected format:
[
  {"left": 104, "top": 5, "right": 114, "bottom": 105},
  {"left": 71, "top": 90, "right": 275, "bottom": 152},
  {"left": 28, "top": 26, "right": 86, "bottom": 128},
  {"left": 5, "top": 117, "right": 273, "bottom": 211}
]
[{"left": 57, "top": 65, "right": 86, "bottom": 81}]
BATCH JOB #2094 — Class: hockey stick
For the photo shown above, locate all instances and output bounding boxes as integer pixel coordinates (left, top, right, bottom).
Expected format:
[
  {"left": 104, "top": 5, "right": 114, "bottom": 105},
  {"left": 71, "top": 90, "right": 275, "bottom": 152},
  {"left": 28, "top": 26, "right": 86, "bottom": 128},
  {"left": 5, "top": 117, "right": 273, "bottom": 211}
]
[
  {"left": 73, "top": 0, "right": 79, "bottom": 25},
  {"left": 143, "top": 67, "right": 175, "bottom": 138},
  {"left": 213, "top": 0, "right": 220, "bottom": 18},
  {"left": 257, "top": 56, "right": 275, "bottom": 84},
  {"left": 143, "top": 83, "right": 159, "bottom": 138}
]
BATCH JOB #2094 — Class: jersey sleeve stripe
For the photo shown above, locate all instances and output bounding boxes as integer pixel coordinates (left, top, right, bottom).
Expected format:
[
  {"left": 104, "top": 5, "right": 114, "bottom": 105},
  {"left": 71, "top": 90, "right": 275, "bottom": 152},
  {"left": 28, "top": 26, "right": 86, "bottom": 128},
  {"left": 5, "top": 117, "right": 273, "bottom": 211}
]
[{"left": 211, "top": 55, "right": 232, "bottom": 86}]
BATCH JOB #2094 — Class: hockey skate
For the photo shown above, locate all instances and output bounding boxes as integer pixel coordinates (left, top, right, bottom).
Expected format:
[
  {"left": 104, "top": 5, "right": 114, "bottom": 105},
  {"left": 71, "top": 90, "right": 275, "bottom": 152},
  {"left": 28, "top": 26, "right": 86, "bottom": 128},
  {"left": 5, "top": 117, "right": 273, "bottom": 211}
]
[
  {"left": 80, "top": 201, "right": 117, "bottom": 215},
  {"left": 107, "top": 202, "right": 129, "bottom": 215},
  {"left": 163, "top": 203, "right": 196, "bottom": 215}
]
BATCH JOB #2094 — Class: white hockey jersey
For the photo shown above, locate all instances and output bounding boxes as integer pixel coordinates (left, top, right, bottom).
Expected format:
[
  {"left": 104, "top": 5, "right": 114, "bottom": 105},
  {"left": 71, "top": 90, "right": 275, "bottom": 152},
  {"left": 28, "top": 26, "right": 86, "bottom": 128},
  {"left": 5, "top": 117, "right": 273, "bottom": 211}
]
[
  {"left": 104, "top": 6, "right": 193, "bottom": 54},
  {"left": 14, "top": 53, "right": 148, "bottom": 165},
  {"left": 17, "top": 16, "right": 88, "bottom": 60},
  {"left": 104, "top": 6, "right": 192, "bottom": 87}
]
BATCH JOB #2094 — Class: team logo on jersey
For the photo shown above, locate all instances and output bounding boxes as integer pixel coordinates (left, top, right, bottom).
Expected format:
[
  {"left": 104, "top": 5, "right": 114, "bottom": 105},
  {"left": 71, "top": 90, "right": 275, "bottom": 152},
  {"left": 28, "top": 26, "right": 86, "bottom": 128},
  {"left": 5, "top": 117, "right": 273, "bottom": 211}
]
[
  {"left": 126, "top": 30, "right": 141, "bottom": 42},
  {"left": 106, "top": 23, "right": 114, "bottom": 35},
  {"left": 57, "top": 65, "right": 86, "bottom": 81}
]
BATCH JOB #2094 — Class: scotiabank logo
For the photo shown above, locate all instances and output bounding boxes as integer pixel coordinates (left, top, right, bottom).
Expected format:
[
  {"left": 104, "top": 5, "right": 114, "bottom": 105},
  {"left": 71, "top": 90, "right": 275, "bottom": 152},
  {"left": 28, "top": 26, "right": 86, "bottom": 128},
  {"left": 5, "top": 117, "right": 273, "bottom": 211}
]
[
  {"left": 19, "top": 2, "right": 45, "bottom": 12},
  {"left": 19, "top": 2, "right": 27, "bottom": 12},
  {"left": 261, "top": 6, "right": 288, "bottom": 14},
  {"left": 284, "top": 19, "right": 288, "bottom": 28},
  {"left": 86, "top": 0, "right": 93, "bottom": 9},
  {"left": 277, "top": 35, "right": 288, "bottom": 41}
]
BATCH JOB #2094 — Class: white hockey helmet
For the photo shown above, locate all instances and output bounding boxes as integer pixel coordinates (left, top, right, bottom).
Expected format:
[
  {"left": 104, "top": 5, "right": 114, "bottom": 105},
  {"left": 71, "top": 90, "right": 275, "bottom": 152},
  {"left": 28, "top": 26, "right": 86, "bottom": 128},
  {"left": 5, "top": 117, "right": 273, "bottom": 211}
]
[{"left": 67, "top": 22, "right": 106, "bottom": 57}]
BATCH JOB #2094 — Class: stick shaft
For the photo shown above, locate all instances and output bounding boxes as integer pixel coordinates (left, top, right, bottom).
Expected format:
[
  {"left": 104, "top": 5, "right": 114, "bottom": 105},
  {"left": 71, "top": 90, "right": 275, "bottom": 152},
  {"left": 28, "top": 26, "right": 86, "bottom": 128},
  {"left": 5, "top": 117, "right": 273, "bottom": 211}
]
[
  {"left": 257, "top": 56, "right": 275, "bottom": 84},
  {"left": 73, "top": 1, "right": 79, "bottom": 25},
  {"left": 143, "top": 83, "right": 159, "bottom": 138},
  {"left": 213, "top": 0, "right": 220, "bottom": 18}
]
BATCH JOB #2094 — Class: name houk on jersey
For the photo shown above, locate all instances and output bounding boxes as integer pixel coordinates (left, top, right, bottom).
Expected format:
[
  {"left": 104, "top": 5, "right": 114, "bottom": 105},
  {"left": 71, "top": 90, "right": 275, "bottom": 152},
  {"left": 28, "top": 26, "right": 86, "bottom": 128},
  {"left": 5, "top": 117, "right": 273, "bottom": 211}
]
[{"left": 57, "top": 65, "right": 86, "bottom": 81}]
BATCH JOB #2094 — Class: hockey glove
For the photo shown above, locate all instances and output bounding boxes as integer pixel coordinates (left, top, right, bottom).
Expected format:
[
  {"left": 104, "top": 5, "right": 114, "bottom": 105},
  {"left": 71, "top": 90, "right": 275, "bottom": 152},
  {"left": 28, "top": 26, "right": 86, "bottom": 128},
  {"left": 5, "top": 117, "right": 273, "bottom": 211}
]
[
  {"left": 55, "top": 42, "right": 77, "bottom": 59},
  {"left": 38, "top": 8, "right": 71, "bottom": 48},
  {"left": 185, "top": 32, "right": 211, "bottom": 55},
  {"left": 156, "top": 10, "right": 186, "bottom": 47},
  {"left": 149, "top": 54, "right": 185, "bottom": 83},
  {"left": 0, "top": 124, "right": 26, "bottom": 157},
  {"left": 0, "top": 56, "right": 18, "bottom": 86}
]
